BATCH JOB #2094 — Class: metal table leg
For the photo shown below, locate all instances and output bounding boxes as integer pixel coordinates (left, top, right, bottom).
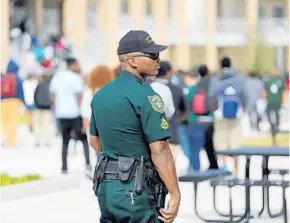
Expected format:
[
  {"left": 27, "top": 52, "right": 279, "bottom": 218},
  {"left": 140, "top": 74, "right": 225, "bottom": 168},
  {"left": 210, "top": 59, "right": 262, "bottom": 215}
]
[
  {"left": 264, "top": 156, "right": 284, "bottom": 218},
  {"left": 213, "top": 185, "right": 245, "bottom": 218},
  {"left": 244, "top": 156, "right": 252, "bottom": 221},
  {"left": 282, "top": 187, "right": 288, "bottom": 223},
  {"left": 257, "top": 156, "right": 267, "bottom": 216},
  {"left": 194, "top": 183, "right": 247, "bottom": 223}
]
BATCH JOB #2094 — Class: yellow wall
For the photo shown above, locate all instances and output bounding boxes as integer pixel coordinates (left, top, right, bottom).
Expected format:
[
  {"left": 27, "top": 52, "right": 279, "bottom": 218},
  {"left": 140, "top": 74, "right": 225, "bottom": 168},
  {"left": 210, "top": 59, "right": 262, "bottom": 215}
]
[
  {"left": 218, "top": 47, "right": 248, "bottom": 71},
  {"left": 190, "top": 47, "right": 206, "bottom": 68},
  {"left": 284, "top": 46, "right": 289, "bottom": 71},
  {"left": 218, "top": 46, "right": 277, "bottom": 72}
]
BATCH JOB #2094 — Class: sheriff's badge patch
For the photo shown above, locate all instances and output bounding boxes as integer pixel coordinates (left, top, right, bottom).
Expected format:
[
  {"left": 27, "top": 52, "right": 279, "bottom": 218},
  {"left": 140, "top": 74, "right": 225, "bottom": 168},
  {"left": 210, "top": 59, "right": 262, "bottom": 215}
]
[{"left": 148, "top": 95, "right": 165, "bottom": 113}]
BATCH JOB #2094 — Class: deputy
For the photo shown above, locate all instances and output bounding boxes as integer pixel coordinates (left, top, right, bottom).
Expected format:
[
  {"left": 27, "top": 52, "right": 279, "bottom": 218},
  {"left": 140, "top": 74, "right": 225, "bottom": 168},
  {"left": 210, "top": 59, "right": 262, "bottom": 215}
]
[{"left": 90, "top": 30, "right": 180, "bottom": 223}]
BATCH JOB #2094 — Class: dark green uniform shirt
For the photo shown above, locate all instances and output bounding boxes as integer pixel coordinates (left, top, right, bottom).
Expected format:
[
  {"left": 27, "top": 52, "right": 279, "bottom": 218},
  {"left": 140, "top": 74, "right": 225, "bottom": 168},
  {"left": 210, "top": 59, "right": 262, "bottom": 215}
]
[
  {"left": 265, "top": 76, "right": 285, "bottom": 105},
  {"left": 90, "top": 71, "right": 171, "bottom": 164}
]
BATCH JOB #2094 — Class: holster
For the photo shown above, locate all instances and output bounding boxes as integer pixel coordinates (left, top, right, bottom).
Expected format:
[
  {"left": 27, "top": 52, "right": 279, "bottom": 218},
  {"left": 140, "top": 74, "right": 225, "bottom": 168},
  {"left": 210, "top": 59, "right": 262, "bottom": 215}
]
[
  {"left": 118, "top": 156, "right": 137, "bottom": 183},
  {"left": 134, "top": 156, "right": 145, "bottom": 195},
  {"left": 93, "top": 153, "right": 108, "bottom": 196},
  {"left": 154, "top": 182, "right": 168, "bottom": 208}
]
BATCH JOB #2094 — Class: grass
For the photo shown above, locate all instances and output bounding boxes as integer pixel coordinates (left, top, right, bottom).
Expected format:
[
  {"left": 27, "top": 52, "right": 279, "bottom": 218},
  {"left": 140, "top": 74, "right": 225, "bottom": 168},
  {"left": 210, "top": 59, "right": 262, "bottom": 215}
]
[{"left": 243, "top": 132, "right": 289, "bottom": 147}]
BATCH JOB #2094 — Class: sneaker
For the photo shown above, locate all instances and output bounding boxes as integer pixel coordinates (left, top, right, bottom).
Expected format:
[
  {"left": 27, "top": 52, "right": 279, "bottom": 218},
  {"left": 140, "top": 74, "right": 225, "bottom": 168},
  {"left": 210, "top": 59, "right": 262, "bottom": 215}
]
[
  {"left": 86, "top": 164, "right": 92, "bottom": 172},
  {"left": 62, "top": 167, "right": 68, "bottom": 174},
  {"left": 220, "top": 165, "right": 228, "bottom": 171}
]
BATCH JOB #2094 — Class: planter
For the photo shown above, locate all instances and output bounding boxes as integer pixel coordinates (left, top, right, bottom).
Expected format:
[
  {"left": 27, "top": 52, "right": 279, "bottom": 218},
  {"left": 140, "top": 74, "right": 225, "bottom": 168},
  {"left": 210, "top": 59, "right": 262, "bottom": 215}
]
[{"left": 1, "top": 175, "right": 80, "bottom": 202}]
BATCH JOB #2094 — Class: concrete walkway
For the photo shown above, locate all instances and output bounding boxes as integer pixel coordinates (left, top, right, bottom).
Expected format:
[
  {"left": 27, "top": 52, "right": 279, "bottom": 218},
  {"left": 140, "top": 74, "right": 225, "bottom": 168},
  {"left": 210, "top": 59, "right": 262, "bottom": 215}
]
[{"left": 1, "top": 141, "right": 289, "bottom": 223}]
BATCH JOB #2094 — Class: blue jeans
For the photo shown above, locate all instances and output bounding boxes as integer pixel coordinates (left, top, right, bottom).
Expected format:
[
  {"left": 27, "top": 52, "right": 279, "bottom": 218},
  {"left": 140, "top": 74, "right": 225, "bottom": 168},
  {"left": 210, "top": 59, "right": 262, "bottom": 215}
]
[
  {"left": 188, "top": 123, "right": 204, "bottom": 171},
  {"left": 177, "top": 125, "right": 191, "bottom": 160}
]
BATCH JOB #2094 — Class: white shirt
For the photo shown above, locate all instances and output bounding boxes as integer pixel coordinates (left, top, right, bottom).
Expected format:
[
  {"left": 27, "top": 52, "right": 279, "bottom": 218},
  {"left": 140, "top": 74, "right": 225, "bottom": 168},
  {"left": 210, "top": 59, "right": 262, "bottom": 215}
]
[
  {"left": 49, "top": 70, "right": 84, "bottom": 119},
  {"left": 23, "top": 79, "right": 38, "bottom": 106},
  {"left": 150, "top": 81, "right": 175, "bottom": 120},
  {"left": 81, "top": 87, "right": 100, "bottom": 120}
]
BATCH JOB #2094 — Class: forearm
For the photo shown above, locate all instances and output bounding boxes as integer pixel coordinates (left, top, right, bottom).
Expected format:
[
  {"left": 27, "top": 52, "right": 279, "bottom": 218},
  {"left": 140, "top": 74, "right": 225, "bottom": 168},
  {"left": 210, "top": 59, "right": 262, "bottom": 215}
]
[
  {"left": 90, "top": 135, "right": 101, "bottom": 152},
  {"left": 151, "top": 144, "right": 180, "bottom": 198}
]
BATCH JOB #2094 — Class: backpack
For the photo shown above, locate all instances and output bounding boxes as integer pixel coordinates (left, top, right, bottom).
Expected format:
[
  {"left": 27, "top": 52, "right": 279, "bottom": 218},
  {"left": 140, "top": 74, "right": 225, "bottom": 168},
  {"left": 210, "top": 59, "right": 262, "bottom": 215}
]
[
  {"left": 192, "top": 81, "right": 211, "bottom": 115},
  {"left": 219, "top": 83, "right": 240, "bottom": 119},
  {"left": 1, "top": 74, "right": 17, "bottom": 97},
  {"left": 34, "top": 83, "right": 51, "bottom": 108}
]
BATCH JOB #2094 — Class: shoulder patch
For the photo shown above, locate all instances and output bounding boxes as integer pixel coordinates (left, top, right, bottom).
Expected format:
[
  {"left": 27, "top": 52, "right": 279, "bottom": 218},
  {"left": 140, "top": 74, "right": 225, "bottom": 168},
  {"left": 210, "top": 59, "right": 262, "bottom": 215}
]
[
  {"left": 161, "top": 118, "right": 169, "bottom": 130},
  {"left": 148, "top": 95, "right": 165, "bottom": 113}
]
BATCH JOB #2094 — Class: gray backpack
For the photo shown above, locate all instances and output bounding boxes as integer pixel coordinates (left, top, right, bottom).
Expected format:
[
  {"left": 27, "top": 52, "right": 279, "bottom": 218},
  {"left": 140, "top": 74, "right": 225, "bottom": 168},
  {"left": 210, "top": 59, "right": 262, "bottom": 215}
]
[{"left": 34, "top": 82, "right": 51, "bottom": 108}]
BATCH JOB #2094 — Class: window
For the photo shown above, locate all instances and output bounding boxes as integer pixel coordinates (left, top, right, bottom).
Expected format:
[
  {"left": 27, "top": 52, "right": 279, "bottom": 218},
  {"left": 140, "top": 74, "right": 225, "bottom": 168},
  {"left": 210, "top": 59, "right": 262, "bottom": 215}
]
[
  {"left": 273, "top": 6, "right": 284, "bottom": 18},
  {"left": 258, "top": 7, "right": 264, "bottom": 18},
  {"left": 120, "top": 0, "right": 129, "bottom": 13},
  {"left": 13, "top": 0, "right": 27, "bottom": 7},
  {"left": 146, "top": 0, "right": 153, "bottom": 16}
]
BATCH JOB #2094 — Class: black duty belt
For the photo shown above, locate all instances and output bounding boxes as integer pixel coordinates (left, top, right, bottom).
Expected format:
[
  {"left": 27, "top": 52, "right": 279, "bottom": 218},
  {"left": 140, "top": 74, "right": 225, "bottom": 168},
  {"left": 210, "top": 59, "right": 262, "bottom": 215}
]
[{"left": 103, "top": 160, "right": 155, "bottom": 180}]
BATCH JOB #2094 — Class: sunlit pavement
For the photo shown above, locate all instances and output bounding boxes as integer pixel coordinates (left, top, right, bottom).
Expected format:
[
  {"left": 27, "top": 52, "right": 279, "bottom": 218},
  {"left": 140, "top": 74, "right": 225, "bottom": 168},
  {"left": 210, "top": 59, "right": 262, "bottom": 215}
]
[
  {"left": 1, "top": 109, "right": 289, "bottom": 223},
  {"left": 1, "top": 139, "right": 289, "bottom": 223}
]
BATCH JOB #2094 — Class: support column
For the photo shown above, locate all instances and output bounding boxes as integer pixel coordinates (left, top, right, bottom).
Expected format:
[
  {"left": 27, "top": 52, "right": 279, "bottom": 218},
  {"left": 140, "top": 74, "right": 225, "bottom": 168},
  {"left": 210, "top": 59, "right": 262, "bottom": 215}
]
[
  {"left": 175, "top": 0, "right": 191, "bottom": 70},
  {"left": 287, "top": 0, "right": 290, "bottom": 71},
  {"left": 153, "top": 0, "right": 169, "bottom": 60},
  {"left": 0, "top": 0, "right": 9, "bottom": 72},
  {"left": 97, "top": 0, "right": 119, "bottom": 66},
  {"left": 62, "top": 0, "right": 87, "bottom": 63},
  {"left": 205, "top": 0, "right": 218, "bottom": 71},
  {"left": 129, "top": 0, "right": 145, "bottom": 29},
  {"left": 35, "top": 0, "right": 43, "bottom": 35},
  {"left": 245, "top": 0, "right": 259, "bottom": 69}
]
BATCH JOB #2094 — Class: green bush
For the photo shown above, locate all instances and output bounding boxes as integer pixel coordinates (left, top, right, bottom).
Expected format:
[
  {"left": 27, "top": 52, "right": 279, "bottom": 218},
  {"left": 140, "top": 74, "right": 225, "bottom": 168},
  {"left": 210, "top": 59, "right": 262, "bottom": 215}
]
[{"left": 0, "top": 173, "right": 41, "bottom": 186}]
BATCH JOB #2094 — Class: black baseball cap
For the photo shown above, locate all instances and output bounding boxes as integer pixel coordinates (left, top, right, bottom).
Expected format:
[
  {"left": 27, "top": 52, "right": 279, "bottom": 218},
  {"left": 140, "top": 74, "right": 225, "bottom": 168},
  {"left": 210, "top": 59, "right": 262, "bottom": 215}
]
[{"left": 117, "top": 30, "right": 167, "bottom": 55}]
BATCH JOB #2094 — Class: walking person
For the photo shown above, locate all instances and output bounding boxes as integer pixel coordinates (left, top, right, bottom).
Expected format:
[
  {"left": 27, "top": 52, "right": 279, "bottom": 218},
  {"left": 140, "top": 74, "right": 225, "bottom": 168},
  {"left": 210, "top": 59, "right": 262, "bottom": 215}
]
[
  {"left": 209, "top": 56, "right": 248, "bottom": 176},
  {"left": 1, "top": 60, "right": 26, "bottom": 148},
  {"left": 33, "top": 73, "right": 54, "bottom": 147},
  {"left": 153, "top": 61, "right": 188, "bottom": 159},
  {"left": 246, "top": 71, "right": 264, "bottom": 131},
  {"left": 263, "top": 68, "right": 286, "bottom": 144},
  {"left": 49, "top": 58, "right": 91, "bottom": 173},
  {"left": 188, "top": 65, "right": 219, "bottom": 171}
]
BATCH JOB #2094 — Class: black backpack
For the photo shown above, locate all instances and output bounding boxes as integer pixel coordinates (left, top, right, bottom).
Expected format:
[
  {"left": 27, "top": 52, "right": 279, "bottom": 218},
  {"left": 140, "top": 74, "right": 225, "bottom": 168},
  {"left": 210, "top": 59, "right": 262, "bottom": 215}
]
[{"left": 34, "top": 82, "right": 51, "bottom": 109}]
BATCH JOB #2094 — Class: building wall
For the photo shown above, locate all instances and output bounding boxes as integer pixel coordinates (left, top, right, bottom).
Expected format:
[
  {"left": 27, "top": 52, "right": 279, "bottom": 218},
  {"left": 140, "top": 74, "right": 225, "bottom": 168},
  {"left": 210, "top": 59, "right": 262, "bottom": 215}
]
[
  {"left": 190, "top": 47, "right": 206, "bottom": 68},
  {"left": 259, "top": 0, "right": 288, "bottom": 17},
  {"left": 284, "top": 47, "right": 289, "bottom": 72}
]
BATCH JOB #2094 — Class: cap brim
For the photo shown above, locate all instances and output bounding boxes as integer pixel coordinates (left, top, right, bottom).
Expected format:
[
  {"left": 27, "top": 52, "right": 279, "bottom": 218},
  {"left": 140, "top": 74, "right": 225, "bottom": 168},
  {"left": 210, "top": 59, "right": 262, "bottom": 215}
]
[{"left": 142, "top": 44, "right": 167, "bottom": 54}]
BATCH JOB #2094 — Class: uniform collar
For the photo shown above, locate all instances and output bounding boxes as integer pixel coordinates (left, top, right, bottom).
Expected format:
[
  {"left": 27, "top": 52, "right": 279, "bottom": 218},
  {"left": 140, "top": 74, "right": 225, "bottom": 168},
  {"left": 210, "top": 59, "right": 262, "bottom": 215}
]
[{"left": 120, "top": 70, "right": 143, "bottom": 83}]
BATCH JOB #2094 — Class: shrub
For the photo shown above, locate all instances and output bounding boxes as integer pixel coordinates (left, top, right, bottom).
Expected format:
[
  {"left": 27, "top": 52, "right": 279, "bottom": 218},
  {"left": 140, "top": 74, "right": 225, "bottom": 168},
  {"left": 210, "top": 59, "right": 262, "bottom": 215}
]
[{"left": 0, "top": 173, "right": 41, "bottom": 186}]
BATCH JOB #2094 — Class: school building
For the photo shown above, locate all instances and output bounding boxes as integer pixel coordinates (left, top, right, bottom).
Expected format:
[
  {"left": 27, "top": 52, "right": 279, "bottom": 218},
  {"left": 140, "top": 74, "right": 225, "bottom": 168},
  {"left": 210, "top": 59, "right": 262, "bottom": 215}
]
[{"left": 1, "top": 0, "right": 289, "bottom": 72}]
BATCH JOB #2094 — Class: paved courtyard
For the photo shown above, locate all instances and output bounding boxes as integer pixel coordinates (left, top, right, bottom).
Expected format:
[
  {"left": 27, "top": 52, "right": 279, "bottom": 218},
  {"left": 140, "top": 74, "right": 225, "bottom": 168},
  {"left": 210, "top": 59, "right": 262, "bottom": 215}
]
[
  {"left": 1, "top": 136, "right": 289, "bottom": 223},
  {"left": 1, "top": 109, "right": 289, "bottom": 223}
]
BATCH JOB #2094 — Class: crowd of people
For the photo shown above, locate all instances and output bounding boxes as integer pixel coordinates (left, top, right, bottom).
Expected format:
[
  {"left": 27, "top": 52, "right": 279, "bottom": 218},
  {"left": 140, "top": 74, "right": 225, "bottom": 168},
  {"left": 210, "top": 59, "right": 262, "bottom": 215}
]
[{"left": 1, "top": 51, "right": 288, "bottom": 175}]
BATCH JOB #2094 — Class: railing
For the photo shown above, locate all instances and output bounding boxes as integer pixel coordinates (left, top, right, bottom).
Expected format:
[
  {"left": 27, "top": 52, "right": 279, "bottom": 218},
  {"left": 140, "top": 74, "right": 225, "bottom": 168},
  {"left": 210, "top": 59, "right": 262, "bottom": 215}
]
[
  {"left": 258, "top": 18, "right": 289, "bottom": 46},
  {"left": 216, "top": 18, "right": 248, "bottom": 46}
]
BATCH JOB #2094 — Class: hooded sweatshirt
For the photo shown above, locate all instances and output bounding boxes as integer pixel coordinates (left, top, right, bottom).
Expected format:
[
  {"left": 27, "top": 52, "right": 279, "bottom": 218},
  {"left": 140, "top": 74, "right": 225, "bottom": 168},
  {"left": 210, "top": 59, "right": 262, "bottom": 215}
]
[
  {"left": 209, "top": 68, "right": 248, "bottom": 117},
  {"left": 1, "top": 60, "right": 26, "bottom": 104}
]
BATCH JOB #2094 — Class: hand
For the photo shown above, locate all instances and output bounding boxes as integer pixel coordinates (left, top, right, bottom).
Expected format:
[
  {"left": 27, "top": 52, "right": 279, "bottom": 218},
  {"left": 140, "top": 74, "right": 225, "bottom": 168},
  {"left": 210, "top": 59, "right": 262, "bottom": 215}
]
[
  {"left": 82, "top": 118, "right": 89, "bottom": 134},
  {"left": 158, "top": 197, "right": 180, "bottom": 223}
]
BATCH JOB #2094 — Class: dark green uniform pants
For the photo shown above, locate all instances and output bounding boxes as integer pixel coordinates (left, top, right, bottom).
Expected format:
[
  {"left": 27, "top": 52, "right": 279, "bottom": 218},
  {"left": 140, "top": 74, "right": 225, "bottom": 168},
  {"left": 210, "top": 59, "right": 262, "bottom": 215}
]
[{"left": 97, "top": 179, "right": 160, "bottom": 223}]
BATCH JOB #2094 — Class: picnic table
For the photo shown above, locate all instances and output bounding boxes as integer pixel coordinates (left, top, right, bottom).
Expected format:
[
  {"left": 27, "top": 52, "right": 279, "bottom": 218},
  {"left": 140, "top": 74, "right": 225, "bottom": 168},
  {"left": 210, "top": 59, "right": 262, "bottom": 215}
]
[{"left": 215, "top": 146, "right": 289, "bottom": 223}]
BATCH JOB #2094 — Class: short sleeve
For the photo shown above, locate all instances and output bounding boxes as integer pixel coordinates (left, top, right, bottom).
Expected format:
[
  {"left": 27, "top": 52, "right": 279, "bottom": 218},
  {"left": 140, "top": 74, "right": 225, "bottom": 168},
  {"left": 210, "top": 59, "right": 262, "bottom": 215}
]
[
  {"left": 89, "top": 112, "right": 99, "bottom": 136},
  {"left": 73, "top": 76, "right": 84, "bottom": 93},
  {"left": 140, "top": 95, "right": 171, "bottom": 143},
  {"left": 49, "top": 76, "right": 56, "bottom": 93},
  {"left": 281, "top": 79, "right": 285, "bottom": 91}
]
